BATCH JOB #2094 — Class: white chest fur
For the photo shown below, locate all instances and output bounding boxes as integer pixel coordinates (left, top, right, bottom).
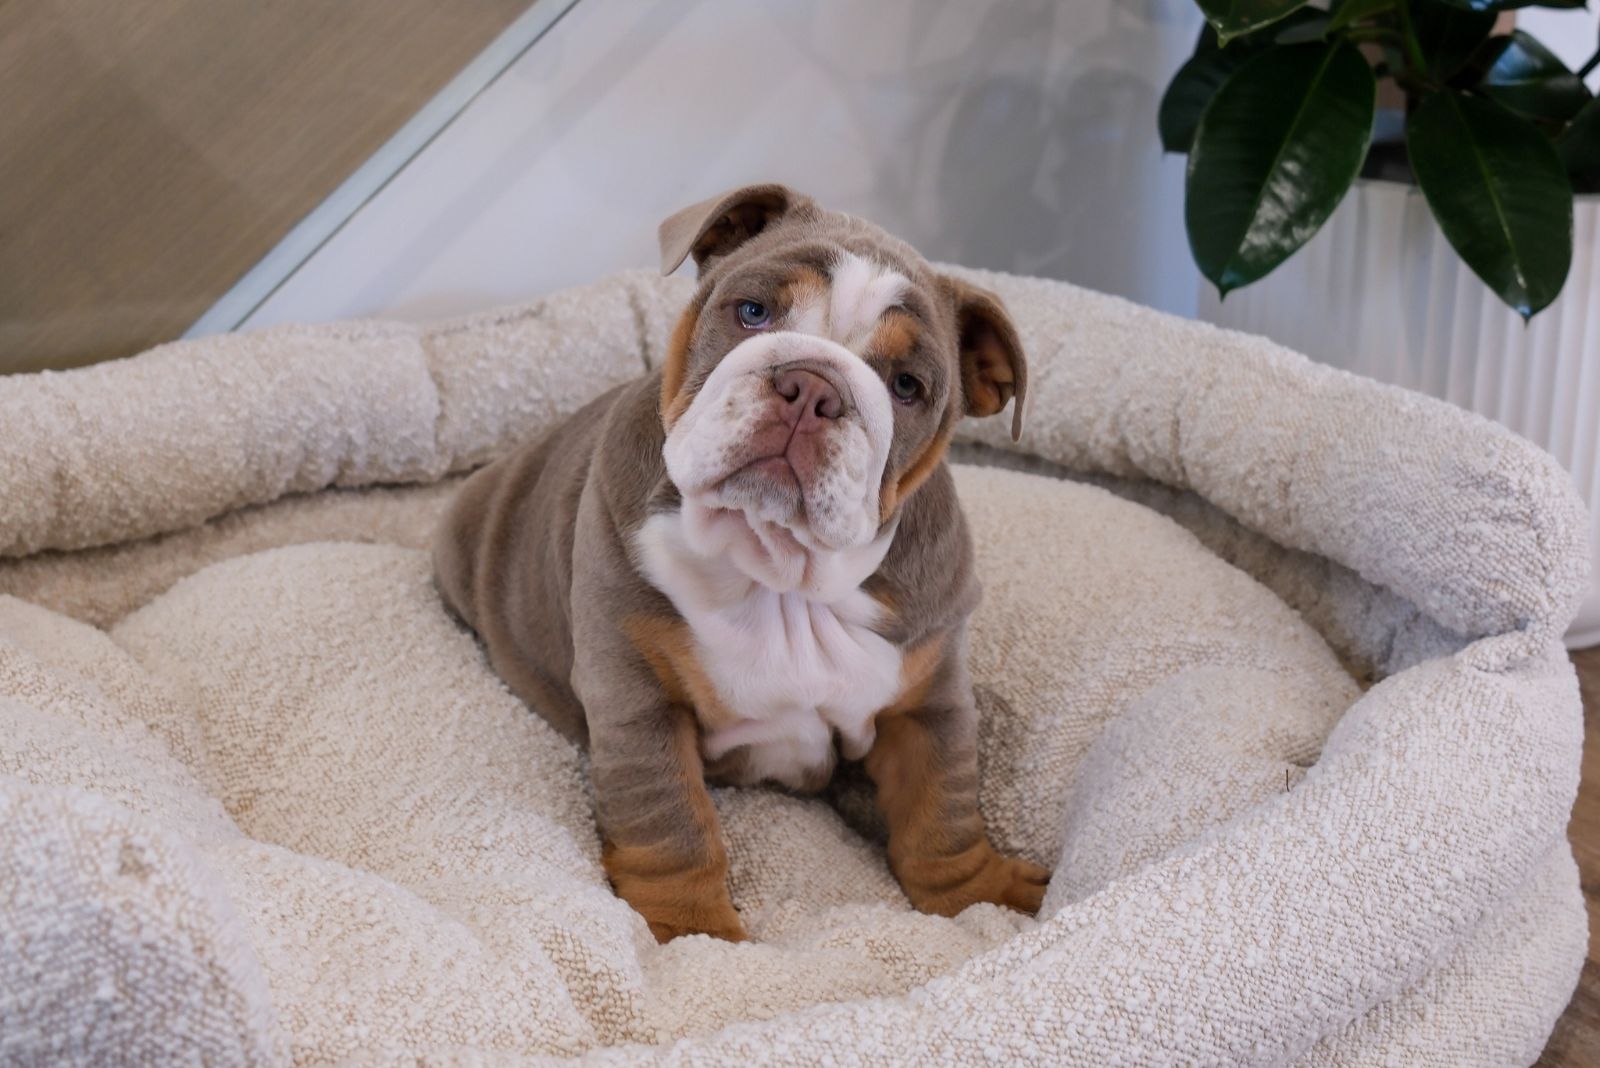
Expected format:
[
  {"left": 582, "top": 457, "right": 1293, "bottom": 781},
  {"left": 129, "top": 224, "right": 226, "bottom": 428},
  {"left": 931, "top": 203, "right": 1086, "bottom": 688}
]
[{"left": 635, "top": 509, "right": 903, "bottom": 789}]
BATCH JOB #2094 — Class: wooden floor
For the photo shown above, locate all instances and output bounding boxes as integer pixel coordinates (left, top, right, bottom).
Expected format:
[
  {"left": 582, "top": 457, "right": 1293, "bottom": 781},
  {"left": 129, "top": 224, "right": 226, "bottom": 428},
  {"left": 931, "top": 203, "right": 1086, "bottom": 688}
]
[
  {"left": 0, "top": 0, "right": 530, "bottom": 374},
  {"left": 1538, "top": 646, "right": 1600, "bottom": 1065}
]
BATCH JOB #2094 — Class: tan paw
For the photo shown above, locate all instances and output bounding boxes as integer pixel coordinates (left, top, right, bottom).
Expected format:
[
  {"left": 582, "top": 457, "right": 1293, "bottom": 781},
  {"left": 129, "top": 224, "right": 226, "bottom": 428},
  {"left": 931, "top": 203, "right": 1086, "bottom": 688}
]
[
  {"left": 899, "top": 843, "right": 1051, "bottom": 918},
  {"left": 641, "top": 899, "right": 749, "bottom": 943},
  {"left": 603, "top": 841, "right": 748, "bottom": 943}
]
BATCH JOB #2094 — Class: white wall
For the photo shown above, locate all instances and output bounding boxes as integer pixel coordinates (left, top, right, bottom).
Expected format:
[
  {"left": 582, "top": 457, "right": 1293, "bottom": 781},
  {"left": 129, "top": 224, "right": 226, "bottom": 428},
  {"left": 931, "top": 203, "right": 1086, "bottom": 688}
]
[{"left": 240, "top": 0, "right": 1203, "bottom": 330}]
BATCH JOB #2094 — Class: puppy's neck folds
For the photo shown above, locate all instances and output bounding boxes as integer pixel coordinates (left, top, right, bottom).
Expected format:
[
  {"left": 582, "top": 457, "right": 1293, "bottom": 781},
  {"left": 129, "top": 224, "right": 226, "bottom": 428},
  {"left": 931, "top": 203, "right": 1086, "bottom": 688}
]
[
  {"left": 634, "top": 502, "right": 903, "bottom": 788},
  {"left": 672, "top": 497, "right": 896, "bottom": 601}
]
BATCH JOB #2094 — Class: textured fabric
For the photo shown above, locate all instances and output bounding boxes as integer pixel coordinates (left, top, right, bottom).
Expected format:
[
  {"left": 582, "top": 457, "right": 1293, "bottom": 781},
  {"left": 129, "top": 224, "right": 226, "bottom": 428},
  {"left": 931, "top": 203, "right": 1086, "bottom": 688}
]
[
  {"left": 0, "top": 268, "right": 1588, "bottom": 1066},
  {"left": 0, "top": 273, "right": 680, "bottom": 560}
]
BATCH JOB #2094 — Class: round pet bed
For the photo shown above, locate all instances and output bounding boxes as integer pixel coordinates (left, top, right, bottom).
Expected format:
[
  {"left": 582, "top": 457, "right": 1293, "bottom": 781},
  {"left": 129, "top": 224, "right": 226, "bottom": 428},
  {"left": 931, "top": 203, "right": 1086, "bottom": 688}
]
[{"left": 0, "top": 268, "right": 1588, "bottom": 1066}]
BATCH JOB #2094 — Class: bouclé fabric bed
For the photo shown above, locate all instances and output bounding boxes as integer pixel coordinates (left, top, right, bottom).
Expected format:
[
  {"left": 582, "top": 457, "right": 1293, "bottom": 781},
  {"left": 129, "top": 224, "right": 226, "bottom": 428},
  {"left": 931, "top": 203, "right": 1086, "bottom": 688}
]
[{"left": 0, "top": 267, "right": 1589, "bottom": 1066}]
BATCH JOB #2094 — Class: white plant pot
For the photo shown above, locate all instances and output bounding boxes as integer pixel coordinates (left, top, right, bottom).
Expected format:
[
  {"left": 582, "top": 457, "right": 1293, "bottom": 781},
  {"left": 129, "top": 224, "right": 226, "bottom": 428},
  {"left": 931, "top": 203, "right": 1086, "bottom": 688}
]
[{"left": 1200, "top": 179, "right": 1600, "bottom": 648}]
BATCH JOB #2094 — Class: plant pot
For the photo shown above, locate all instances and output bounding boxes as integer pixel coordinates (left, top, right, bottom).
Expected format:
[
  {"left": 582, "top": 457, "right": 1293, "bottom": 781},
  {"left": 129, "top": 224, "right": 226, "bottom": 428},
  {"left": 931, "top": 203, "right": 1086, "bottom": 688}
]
[{"left": 1199, "top": 179, "right": 1600, "bottom": 648}]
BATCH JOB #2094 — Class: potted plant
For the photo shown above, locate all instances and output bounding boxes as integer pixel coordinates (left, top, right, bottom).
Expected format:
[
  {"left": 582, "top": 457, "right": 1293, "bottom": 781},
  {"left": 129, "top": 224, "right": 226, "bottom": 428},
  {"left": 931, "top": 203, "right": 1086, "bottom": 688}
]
[{"left": 1158, "top": 1, "right": 1600, "bottom": 644}]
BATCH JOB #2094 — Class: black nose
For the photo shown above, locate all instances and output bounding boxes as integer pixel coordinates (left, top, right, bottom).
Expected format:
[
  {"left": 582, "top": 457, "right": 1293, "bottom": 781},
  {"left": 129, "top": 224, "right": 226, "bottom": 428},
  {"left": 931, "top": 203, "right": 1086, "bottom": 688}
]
[{"left": 774, "top": 368, "right": 843, "bottom": 428}]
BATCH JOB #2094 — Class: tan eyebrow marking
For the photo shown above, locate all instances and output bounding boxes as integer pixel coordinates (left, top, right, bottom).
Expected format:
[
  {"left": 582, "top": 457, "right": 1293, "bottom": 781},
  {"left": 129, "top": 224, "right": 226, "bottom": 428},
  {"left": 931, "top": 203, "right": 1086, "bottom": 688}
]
[
  {"left": 779, "top": 264, "right": 831, "bottom": 336},
  {"left": 869, "top": 309, "right": 920, "bottom": 362}
]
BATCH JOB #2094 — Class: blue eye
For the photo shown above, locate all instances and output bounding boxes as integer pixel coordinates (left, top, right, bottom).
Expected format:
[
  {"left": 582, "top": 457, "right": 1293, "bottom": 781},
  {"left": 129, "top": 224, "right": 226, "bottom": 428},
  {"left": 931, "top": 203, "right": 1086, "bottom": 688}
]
[
  {"left": 736, "top": 300, "right": 771, "bottom": 328},
  {"left": 891, "top": 372, "right": 923, "bottom": 403}
]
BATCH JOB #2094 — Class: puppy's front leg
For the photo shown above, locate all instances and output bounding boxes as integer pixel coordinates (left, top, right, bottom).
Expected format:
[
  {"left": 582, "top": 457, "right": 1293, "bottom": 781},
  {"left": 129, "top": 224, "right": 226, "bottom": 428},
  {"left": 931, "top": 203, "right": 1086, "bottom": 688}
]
[
  {"left": 866, "top": 700, "right": 1049, "bottom": 918},
  {"left": 590, "top": 700, "right": 746, "bottom": 943},
  {"left": 566, "top": 472, "right": 745, "bottom": 944}
]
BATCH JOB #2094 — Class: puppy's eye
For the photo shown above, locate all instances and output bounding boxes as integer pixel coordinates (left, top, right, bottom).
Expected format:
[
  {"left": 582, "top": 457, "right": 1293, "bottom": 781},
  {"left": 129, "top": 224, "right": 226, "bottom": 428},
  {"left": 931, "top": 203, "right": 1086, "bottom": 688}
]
[
  {"left": 891, "top": 372, "right": 923, "bottom": 404},
  {"left": 736, "top": 300, "right": 771, "bottom": 329}
]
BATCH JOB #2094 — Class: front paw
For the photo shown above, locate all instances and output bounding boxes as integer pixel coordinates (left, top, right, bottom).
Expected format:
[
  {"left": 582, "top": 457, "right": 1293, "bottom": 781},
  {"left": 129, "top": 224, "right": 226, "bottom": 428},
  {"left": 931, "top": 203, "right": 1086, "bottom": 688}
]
[
  {"left": 642, "top": 900, "right": 749, "bottom": 944},
  {"left": 897, "top": 842, "right": 1051, "bottom": 918},
  {"left": 603, "top": 844, "right": 748, "bottom": 943}
]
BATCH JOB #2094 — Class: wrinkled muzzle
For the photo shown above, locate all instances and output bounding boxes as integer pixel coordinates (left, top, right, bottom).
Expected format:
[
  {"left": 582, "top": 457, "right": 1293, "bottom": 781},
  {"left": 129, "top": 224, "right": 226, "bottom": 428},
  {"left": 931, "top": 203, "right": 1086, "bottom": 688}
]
[{"left": 662, "top": 332, "right": 894, "bottom": 569}]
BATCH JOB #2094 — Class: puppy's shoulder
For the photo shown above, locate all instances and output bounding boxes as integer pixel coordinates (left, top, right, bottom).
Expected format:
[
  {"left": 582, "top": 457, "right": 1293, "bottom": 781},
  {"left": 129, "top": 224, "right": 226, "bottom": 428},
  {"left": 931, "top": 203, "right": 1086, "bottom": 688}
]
[{"left": 870, "top": 462, "right": 979, "bottom": 644}]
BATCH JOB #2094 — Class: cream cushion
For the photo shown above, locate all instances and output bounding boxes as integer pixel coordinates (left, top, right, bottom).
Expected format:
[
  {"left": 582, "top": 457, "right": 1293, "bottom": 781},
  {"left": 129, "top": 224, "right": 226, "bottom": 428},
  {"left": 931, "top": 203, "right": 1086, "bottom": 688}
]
[{"left": 0, "top": 268, "right": 1587, "bottom": 1066}]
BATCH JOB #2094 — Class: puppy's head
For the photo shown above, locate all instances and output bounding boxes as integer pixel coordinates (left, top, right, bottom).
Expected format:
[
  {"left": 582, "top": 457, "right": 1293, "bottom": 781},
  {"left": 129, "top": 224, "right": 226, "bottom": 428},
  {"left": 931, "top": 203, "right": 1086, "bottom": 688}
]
[{"left": 657, "top": 183, "right": 1027, "bottom": 569}]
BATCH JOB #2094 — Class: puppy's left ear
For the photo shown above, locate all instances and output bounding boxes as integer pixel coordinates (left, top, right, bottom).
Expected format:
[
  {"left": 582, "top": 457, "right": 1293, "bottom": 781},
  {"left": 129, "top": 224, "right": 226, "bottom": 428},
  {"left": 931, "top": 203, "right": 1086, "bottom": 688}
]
[
  {"left": 944, "top": 277, "right": 1029, "bottom": 441},
  {"left": 658, "top": 183, "right": 810, "bottom": 276}
]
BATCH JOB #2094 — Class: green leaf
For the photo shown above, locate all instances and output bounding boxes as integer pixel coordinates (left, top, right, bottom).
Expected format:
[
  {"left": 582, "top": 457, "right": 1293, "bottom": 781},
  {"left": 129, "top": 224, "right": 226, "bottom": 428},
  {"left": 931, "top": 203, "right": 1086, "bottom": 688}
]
[
  {"left": 1326, "top": 0, "right": 1395, "bottom": 33},
  {"left": 1431, "top": 0, "right": 1581, "bottom": 14},
  {"left": 1160, "top": 51, "right": 1246, "bottom": 152},
  {"left": 1253, "top": 6, "right": 1336, "bottom": 45},
  {"left": 1479, "top": 31, "right": 1591, "bottom": 121},
  {"left": 1406, "top": 90, "right": 1573, "bottom": 318},
  {"left": 1408, "top": 0, "right": 1495, "bottom": 80},
  {"left": 1194, "top": 5, "right": 1329, "bottom": 49},
  {"left": 1197, "top": 0, "right": 1312, "bottom": 43},
  {"left": 1186, "top": 42, "right": 1377, "bottom": 296},
  {"left": 1562, "top": 98, "right": 1600, "bottom": 173},
  {"left": 1273, "top": 15, "right": 1331, "bottom": 43},
  {"left": 1560, "top": 98, "right": 1600, "bottom": 192},
  {"left": 1161, "top": 9, "right": 1336, "bottom": 154}
]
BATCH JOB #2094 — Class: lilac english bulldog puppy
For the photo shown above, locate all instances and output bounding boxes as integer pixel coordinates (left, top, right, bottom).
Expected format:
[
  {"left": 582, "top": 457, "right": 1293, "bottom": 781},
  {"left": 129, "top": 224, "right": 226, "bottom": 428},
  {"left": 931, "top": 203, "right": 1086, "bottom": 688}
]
[{"left": 434, "top": 183, "right": 1046, "bottom": 942}]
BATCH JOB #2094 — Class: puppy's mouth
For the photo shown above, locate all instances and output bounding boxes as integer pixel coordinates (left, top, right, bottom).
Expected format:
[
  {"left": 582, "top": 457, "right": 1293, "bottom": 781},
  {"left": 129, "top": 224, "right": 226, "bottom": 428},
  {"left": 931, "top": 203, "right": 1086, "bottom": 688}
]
[
  {"left": 739, "top": 455, "right": 800, "bottom": 492},
  {"left": 712, "top": 448, "right": 805, "bottom": 525}
]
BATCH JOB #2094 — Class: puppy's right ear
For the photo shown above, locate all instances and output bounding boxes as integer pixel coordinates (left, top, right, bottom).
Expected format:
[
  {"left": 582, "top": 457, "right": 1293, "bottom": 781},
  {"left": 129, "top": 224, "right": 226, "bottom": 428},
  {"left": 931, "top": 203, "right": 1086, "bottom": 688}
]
[{"left": 658, "top": 183, "right": 809, "bottom": 276}]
